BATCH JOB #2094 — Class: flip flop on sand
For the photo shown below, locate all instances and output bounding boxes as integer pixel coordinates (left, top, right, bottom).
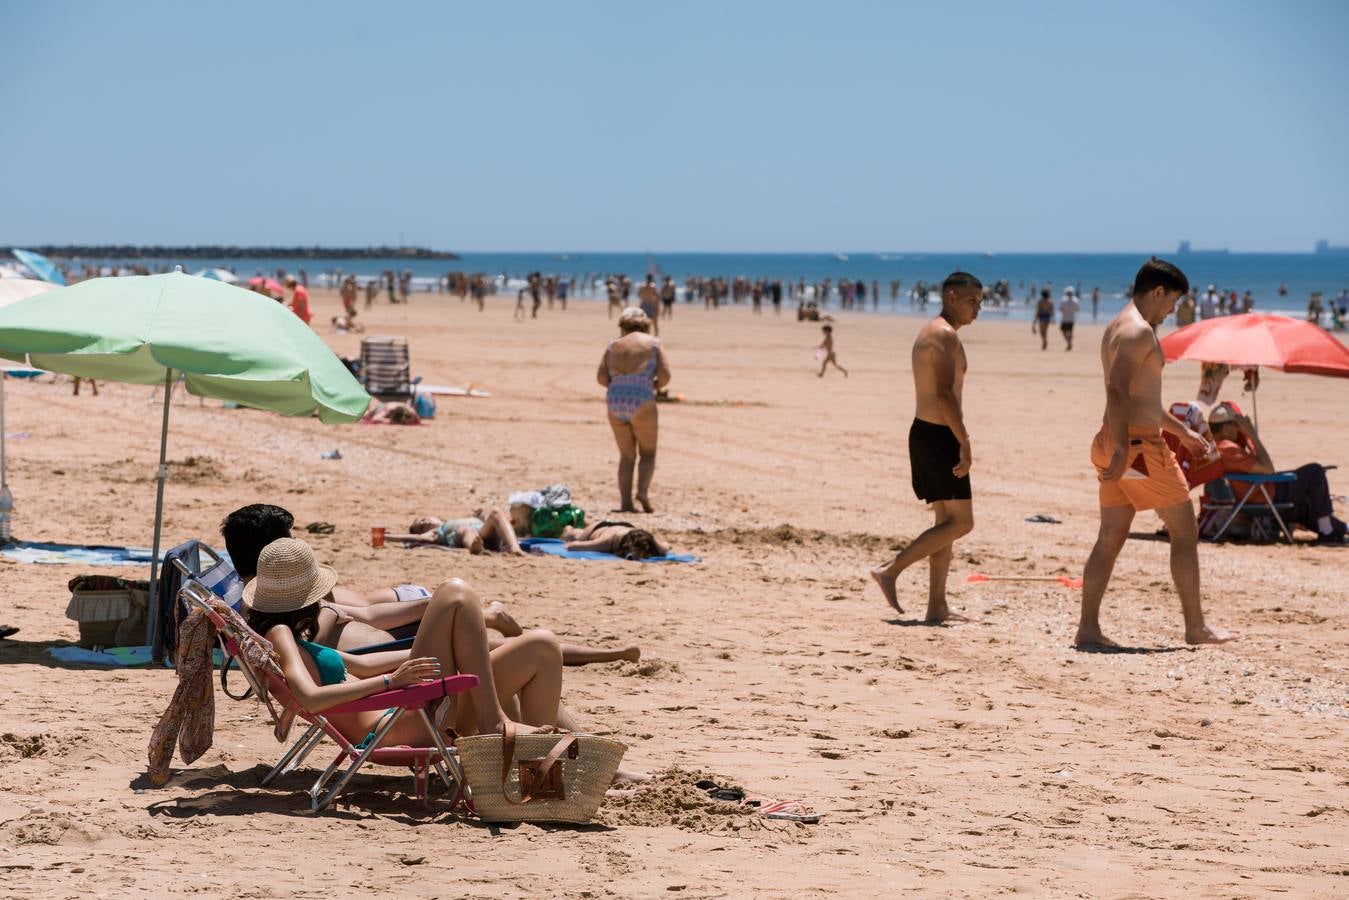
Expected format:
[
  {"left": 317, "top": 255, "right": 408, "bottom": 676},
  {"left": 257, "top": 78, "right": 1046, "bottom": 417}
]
[
  {"left": 751, "top": 798, "right": 821, "bottom": 824},
  {"left": 0, "top": 626, "right": 19, "bottom": 639}
]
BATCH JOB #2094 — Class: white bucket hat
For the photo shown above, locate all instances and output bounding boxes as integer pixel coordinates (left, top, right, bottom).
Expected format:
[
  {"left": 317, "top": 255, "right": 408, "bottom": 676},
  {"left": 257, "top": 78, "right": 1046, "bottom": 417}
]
[{"left": 242, "top": 538, "right": 338, "bottom": 613}]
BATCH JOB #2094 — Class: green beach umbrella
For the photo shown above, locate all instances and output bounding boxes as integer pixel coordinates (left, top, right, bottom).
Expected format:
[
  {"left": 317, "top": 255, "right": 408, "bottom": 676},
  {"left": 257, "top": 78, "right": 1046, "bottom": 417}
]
[{"left": 0, "top": 269, "right": 372, "bottom": 652}]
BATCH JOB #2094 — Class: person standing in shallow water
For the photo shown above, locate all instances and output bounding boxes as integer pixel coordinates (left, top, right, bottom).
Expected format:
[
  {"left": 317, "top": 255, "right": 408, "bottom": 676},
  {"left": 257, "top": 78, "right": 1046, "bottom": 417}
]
[
  {"left": 1076, "top": 257, "right": 1237, "bottom": 648},
  {"left": 870, "top": 272, "right": 981, "bottom": 623}
]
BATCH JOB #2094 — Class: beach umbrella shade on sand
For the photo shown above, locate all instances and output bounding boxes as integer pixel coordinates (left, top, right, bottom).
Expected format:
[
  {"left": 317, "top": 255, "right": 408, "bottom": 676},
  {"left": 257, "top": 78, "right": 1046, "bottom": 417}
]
[
  {"left": 0, "top": 268, "right": 372, "bottom": 652},
  {"left": 0, "top": 278, "right": 59, "bottom": 542},
  {"left": 1160, "top": 312, "right": 1349, "bottom": 422}
]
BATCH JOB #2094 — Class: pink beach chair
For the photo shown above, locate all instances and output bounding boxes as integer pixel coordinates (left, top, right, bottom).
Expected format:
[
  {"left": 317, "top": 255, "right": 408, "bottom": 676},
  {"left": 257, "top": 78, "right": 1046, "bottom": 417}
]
[{"left": 179, "top": 581, "right": 477, "bottom": 812}]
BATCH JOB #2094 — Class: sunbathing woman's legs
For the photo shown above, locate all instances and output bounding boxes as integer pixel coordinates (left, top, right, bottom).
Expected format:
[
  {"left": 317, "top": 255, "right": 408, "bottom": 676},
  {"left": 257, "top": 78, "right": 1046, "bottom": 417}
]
[
  {"left": 479, "top": 509, "right": 524, "bottom": 555},
  {"left": 487, "top": 629, "right": 563, "bottom": 726},
  {"left": 559, "top": 641, "right": 640, "bottom": 665},
  {"left": 406, "top": 578, "right": 509, "bottom": 736}
]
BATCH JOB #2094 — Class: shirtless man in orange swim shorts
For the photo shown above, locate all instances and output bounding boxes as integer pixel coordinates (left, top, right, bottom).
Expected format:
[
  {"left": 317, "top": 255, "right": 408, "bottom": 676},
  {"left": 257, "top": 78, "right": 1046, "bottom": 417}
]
[{"left": 1076, "top": 258, "right": 1237, "bottom": 648}]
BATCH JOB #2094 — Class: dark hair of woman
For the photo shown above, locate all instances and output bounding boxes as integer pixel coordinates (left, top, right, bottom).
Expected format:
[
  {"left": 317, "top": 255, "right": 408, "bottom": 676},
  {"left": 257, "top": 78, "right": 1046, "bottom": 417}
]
[
  {"left": 615, "top": 528, "right": 661, "bottom": 560},
  {"left": 244, "top": 603, "right": 321, "bottom": 642}
]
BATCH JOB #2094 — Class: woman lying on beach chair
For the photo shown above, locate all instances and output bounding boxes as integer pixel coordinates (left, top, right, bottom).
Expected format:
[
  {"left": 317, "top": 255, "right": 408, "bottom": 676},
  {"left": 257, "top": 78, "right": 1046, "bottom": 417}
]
[
  {"left": 561, "top": 521, "right": 670, "bottom": 561},
  {"left": 386, "top": 509, "right": 525, "bottom": 556},
  {"left": 244, "top": 538, "right": 562, "bottom": 743}
]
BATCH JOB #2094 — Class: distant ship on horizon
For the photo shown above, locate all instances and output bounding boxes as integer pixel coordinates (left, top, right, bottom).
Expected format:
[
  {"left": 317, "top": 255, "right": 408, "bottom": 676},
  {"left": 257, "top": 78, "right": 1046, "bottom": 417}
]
[
  {"left": 1314, "top": 240, "right": 1349, "bottom": 255},
  {"left": 1176, "top": 241, "right": 1229, "bottom": 255}
]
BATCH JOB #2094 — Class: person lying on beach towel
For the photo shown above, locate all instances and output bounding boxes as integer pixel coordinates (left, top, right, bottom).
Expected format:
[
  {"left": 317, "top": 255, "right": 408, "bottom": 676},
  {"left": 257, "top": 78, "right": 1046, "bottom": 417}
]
[
  {"left": 361, "top": 401, "right": 420, "bottom": 425},
  {"left": 385, "top": 510, "right": 525, "bottom": 556},
  {"left": 561, "top": 521, "right": 670, "bottom": 560}
]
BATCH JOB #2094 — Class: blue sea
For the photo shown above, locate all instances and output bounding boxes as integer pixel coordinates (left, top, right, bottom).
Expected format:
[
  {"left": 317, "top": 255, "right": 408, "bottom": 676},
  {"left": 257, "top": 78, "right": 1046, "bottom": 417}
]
[{"left": 64, "top": 251, "right": 1349, "bottom": 321}]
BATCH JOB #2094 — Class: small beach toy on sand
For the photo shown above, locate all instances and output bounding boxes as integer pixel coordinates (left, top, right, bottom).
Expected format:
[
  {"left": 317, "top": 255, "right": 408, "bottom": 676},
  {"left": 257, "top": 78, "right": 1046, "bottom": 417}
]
[
  {"left": 966, "top": 573, "right": 1083, "bottom": 589},
  {"left": 371, "top": 527, "right": 385, "bottom": 548}
]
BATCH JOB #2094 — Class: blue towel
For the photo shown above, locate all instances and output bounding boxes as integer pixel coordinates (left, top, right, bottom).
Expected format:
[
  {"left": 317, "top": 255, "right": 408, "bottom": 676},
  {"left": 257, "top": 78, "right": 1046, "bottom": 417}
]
[
  {"left": 45, "top": 644, "right": 224, "bottom": 668},
  {"left": 46, "top": 645, "right": 156, "bottom": 667},
  {"left": 520, "top": 537, "right": 700, "bottom": 564},
  {"left": 1, "top": 540, "right": 154, "bottom": 566}
]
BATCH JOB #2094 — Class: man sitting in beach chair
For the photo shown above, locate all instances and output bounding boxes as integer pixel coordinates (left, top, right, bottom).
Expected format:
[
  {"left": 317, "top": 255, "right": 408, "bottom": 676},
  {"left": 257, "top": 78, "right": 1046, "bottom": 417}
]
[{"left": 1205, "top": 401, "right": 1346, "bottom": 544}]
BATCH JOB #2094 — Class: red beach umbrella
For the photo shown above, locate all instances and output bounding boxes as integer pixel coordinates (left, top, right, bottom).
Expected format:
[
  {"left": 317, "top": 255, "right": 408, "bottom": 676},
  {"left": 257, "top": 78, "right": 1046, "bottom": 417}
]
[
  {"left": 246, "top": 276, "right": 285, "bottom": 298},
  {"left": 1160, "top": 313, "right": 1349, "bottom": 377},
  {"left": 1160, "top": 313, "right": 1349, "bottom": 426}
]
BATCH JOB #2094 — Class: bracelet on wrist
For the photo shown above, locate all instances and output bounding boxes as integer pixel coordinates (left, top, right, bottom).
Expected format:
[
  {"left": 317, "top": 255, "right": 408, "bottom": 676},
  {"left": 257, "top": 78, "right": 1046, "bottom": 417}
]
[{"left": 382, "top": 674, "right": 391, "bottom": 690}]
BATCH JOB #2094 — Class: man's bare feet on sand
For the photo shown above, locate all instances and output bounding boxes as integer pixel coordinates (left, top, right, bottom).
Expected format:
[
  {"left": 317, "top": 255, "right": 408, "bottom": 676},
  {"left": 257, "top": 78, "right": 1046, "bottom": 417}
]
[
  {"left": 1186, "top": 624, "right": 1239, "bottom": 645},
  {"left": 612, "top": 505, "right": 637, "bottom": 514},
  {"left": 869, "top": 567, "right": 903, "bottom": 613},
  {"left": 635, "top": 495, "right": 654, "bottom": 514},
  {"left": 926, "top": 608, "right": 976, "bottom": 624},
  {"left": 1073, "top": 627, "right": 1119, "bottom": 649}
]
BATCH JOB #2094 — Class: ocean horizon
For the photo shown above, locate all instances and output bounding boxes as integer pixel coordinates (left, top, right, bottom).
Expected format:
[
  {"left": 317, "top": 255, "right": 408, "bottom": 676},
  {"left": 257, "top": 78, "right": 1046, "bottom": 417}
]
[{"left": 33, "top": 250, "right": 1349, "bottom": 322}]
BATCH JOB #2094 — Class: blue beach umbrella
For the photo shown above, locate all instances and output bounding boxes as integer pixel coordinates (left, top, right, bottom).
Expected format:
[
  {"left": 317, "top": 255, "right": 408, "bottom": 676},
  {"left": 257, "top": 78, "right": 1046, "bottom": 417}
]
[{"left": 11, "top": 249, "right": 66, "bottom": 286}]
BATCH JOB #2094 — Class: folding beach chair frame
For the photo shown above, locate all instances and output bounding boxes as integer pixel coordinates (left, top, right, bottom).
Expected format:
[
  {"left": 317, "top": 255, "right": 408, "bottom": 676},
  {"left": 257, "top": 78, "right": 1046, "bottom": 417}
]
[
  {"left": 179, "top": 581, "right": 476, "bottom": 812},
  {"left": 359, "top": 335, "right": 419, "bottom": 403},
  {"left": 1203, "top": 472, "right": 1297, "bottom": 543}
]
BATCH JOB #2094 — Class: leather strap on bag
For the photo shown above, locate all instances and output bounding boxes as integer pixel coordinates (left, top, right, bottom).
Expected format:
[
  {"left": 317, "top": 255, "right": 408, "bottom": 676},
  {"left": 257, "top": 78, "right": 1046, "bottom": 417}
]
[{"left": 498, "top": 720, "right": 578, "bottom": 804}]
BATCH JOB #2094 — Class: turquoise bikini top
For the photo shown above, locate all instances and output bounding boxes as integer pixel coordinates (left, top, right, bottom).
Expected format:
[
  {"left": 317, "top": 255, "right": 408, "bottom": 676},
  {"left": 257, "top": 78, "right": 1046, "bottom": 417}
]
[{"left": 298, "top": 640, "right": 347, "bottom": 685}]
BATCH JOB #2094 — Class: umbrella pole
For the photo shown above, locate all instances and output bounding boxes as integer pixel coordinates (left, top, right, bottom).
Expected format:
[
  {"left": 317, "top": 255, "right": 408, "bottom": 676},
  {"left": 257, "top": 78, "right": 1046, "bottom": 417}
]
[{"left": 146, "top": 368, "right": 173, "bottom": 657}]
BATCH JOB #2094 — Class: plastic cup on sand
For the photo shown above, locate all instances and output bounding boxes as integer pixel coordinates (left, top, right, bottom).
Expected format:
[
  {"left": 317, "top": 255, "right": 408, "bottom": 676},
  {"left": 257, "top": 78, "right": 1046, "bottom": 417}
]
[{"left": 371, "top": 527, "right": 385, "bottom": 548}]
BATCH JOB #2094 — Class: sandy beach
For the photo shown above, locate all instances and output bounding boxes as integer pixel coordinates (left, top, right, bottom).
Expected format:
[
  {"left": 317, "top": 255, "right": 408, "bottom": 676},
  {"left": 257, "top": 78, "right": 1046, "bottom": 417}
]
[{"left": 1, "top": 289, "right": 1346, "bottom": 898}]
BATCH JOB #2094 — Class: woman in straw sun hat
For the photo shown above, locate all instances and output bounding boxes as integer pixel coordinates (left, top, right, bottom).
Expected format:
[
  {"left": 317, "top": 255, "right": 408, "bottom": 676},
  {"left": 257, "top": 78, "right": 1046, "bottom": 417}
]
[
  {"left": 597, "top": 306, "right": 671, "bottom": 513},
  {"left": 244, "top": 538, "right": 562, "bottom": 743}
]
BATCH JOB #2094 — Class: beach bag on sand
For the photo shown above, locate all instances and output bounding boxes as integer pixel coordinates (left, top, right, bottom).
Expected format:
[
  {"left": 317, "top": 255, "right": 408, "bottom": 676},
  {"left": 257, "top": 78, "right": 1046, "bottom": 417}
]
[{"left": 456, "top": 722, "right": 625, "bottom": 824}]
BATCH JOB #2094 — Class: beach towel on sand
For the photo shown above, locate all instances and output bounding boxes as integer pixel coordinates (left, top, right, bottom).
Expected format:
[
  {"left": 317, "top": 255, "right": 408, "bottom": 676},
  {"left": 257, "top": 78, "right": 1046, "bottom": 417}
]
[
  {"left": 1, "top": 540, "right": 154, "bottom": 566},
  {"left": 520, "top": 537, "right": 700, "bottom": 564}
]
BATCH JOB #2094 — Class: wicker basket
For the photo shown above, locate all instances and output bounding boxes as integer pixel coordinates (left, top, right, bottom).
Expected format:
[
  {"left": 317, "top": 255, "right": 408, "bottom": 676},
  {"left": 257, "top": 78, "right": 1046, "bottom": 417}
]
[
  {"left": 456, "top": 730, "right": 626, "bottom": 824},
  {"left": 65, "top": 587, "right": 148, "bottom": 649}
]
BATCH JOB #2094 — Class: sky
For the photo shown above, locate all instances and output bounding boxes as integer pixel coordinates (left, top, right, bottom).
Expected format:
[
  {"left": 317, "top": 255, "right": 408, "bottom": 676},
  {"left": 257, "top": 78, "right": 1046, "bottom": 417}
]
[{"left": 2, "top": 1, "right": 1347, "bottom": 253}]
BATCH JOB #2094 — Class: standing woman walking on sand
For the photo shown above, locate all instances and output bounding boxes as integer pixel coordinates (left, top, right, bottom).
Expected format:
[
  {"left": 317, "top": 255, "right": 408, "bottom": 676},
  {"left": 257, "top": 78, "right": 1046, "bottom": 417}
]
[{"left": 597, "top": 307, "right": 671, "bottom": 514}]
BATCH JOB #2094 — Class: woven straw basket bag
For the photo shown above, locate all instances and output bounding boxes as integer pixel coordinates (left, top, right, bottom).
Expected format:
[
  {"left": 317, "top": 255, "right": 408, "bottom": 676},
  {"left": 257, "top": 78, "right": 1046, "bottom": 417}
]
[{"left": 457, "top": 723, "right": 626, "bottom": 824}]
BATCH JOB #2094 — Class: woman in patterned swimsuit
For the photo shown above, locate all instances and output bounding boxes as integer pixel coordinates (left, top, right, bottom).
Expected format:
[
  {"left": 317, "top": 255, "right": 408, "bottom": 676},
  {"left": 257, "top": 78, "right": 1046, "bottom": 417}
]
[{"left": 597, "top": 307, "right": 672, "bottom": 513}]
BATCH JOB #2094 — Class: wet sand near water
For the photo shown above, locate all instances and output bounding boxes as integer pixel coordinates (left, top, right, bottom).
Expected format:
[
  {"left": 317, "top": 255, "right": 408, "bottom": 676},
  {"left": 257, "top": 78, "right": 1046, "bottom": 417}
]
[{"left": 1, "top": 290, "right": 1346, "bottom": 897}]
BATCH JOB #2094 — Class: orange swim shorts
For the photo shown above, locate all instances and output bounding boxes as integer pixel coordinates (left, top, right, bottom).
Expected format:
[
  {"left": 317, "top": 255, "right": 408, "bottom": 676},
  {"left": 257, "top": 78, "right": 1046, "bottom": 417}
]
[{"left": 1090, "top": 426, "right": 1191, "bottom": 511}]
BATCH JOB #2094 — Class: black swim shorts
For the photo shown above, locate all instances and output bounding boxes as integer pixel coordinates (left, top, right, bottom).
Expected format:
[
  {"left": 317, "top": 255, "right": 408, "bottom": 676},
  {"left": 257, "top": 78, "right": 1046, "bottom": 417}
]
[
  {"left": 1060, "top": 321, "right": 1075, "bottom": 334},
  {"left": 909, "top": 418, "right": 972, "bottom": 503}
]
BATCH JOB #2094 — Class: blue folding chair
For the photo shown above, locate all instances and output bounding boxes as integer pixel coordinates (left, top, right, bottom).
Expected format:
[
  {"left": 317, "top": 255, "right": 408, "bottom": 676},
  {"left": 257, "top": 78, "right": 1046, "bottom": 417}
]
[{"left": 1203, "top": 472, "right": 1298, "bottom": 543}]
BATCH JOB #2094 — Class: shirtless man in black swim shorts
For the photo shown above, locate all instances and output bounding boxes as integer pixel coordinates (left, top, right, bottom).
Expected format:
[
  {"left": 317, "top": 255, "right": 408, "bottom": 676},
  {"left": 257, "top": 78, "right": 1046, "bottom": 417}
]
[{"left": 870, "top": 272, "right": 981, "bottom": 622}]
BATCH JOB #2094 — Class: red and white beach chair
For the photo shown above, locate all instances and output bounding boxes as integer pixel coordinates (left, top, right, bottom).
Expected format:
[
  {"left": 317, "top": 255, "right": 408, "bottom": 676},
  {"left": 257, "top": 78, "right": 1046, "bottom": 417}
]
[{"left": 179, "top": 581, "right": 477, "bottom": 812}]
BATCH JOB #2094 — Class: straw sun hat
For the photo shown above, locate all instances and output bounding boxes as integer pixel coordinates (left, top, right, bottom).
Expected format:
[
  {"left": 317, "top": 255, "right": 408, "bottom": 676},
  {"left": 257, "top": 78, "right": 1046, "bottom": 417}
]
[{"left": 242, "top": 537, "right": 338, "bottom": 613}]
